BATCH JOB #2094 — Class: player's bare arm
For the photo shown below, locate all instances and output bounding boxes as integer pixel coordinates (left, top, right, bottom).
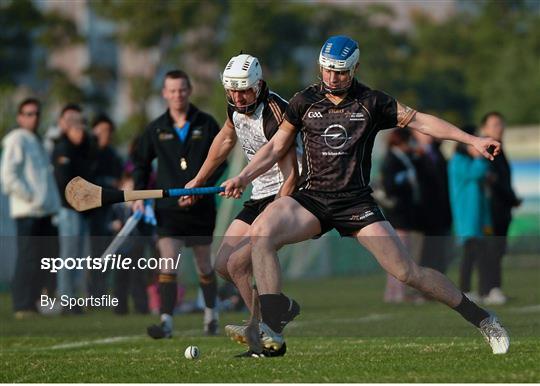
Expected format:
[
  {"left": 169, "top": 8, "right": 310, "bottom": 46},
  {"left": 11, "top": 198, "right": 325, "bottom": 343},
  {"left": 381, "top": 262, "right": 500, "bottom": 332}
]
[
  {"left": 180, "top": 118, "right": 237, "bottom": 206},
  {"left": 406, "top": 105, "right": 501, "bottom": 161},
  {"left": 221, "top": 120, "right": 297, "bottom": 198},
  {"left": 275, "top": 143, "right": 299, "bottom": 199},
  {"left": 189, "top": 117, "right": 237, "bottom": 187}
]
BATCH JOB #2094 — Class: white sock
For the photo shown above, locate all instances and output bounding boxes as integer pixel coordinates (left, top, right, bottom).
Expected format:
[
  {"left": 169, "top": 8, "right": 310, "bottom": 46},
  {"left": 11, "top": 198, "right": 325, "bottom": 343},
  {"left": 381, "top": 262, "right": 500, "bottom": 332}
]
[
  {"left": 160, "top": 313, "right": 173, "bottom": 331},
  {"left": 204, "top": 307, "right": 218, "bottom": 324}
]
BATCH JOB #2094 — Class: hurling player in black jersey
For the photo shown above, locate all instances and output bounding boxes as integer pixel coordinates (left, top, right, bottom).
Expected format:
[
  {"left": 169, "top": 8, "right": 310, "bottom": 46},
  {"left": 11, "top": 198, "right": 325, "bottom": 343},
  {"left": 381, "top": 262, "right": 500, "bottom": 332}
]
[{"left": 221, "top": 36, "right": 508, "bottom": 356}]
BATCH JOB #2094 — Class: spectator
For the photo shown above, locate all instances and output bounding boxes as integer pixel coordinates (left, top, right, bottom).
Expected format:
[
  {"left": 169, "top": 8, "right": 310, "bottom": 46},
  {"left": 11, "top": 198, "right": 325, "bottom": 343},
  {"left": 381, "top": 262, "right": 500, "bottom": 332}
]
[
  {"left": 52, "top": 104, "right": 96, "bottom": 312},
  {"left": 110, "top": 168, "right": 152, "bottom": 315},
  {"left": 481, "top": 112, "right": 521, "bottom": 305},
  {"left": 87, "top": 114, "right": 123, "bottom": 298},
  {"left": 380, "top": 128, "right": 421, "bottom": 303},
  {"left": 111, "top": 139, "right": 156, "bottom": 315},
  {"left": 44, "top": 103, "right": 81, "bottom": 154},
  {"left": 1, "top": 98, "right": 61, "bottom": 319},
  {"left": 448, "top": 125, "right": 492, "bottom": 302},
  {"left": 413, "top": 130, "right": 453, "bottom": 274}
]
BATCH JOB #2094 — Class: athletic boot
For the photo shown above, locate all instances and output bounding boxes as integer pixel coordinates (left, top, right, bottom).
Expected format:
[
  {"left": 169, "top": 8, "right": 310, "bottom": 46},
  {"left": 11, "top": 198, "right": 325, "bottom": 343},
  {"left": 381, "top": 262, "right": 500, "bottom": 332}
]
[
  {"left": 258, "top": 322, "right": 285, "bottom": 351},
  {"left": 478, "top": 315, "right": 510, "bottom": 354},
  {"left": 225, "top": 298, "right": 300, "bottom": 345},
  {"left": 279, "top": 298, "right": 300, "bottom": 331},
  {"left": 225, "top": 323, "right": 249, "bottom": 345},
  {"left": 147, "top": 314, "right": 173, "bottom": 339},
  {"left": 234, "top": 342, "right": 287, "bottom": 358},
  {"left": 203, "top": 307, "right": 219, "bottom": 336},
  {"left": 147, "top": 322, "right": 172, "bottom": 339}
]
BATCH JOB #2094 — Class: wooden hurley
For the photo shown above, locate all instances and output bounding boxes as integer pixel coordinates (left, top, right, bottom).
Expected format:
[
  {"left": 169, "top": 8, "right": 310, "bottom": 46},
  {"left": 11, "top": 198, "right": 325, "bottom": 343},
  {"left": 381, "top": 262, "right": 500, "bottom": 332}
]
[{"left": 65, "top": 176, "right": 224, "bottom": 212}]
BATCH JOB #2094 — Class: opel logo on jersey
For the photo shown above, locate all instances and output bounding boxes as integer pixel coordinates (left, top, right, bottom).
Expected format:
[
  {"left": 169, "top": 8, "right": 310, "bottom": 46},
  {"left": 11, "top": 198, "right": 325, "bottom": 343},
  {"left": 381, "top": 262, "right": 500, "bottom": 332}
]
[
  {"left": 307, "top": 111, "right": 323, "bottom": 119},
  {"left": 321, "top": 124, "right": 350, "bottom": 149}
]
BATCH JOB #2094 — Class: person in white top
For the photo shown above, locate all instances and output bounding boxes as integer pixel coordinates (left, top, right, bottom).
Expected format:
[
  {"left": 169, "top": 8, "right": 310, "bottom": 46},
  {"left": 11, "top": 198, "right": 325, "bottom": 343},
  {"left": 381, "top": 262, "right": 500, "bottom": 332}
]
[
  {"left": 184, "top": 55, "right": 300, "bottom": 356},
  {"left": 1, "top": 98, "right": 61, "bottom": 319}
]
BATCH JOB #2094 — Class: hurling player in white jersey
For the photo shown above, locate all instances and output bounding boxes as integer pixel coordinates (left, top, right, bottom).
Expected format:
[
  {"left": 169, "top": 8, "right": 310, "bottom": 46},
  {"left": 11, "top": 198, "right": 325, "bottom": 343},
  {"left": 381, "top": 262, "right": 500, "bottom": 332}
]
[
  {"left": 184, "top": 54, "right": 301, "bottom": 357},
  {"left": 221, "top": 36, "right": 509, "bottom": 357}
]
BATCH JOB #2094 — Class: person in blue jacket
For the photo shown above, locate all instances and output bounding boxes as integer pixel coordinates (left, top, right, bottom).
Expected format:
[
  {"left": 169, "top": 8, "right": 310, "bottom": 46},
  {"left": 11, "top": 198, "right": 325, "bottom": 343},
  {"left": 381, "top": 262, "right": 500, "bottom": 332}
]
[{"left": 448, "top": 125, "right": 492, "bottom": 302}]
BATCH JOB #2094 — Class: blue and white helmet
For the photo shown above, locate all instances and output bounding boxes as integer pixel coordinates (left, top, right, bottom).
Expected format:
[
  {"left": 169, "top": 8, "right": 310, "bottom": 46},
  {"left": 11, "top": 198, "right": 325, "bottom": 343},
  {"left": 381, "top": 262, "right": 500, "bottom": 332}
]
[{"left": 319, "top": 36, "right": 360, "bottom": 94}]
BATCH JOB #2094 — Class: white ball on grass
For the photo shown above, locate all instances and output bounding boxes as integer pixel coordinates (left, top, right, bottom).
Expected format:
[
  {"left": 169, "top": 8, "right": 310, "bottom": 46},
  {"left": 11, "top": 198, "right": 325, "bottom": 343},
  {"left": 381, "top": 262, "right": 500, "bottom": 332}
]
[{"left": 184, "top": 345, "right": 200, "bottom": 360}]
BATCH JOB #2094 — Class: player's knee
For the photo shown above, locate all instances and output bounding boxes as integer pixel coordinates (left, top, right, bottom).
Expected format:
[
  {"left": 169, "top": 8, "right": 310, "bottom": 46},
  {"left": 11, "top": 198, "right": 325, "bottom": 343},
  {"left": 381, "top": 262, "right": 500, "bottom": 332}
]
[
  {"left": 250, "top": 218, "right": 268, "bottom": 237},
  {"left": 197, "top": 262, "right": 213, "bottom": 277},
  {"left": 395, "top": 262, "right": 420, "bottom": 286},
  {"left": 249, "top": 220, "right": 275, "bottom": 245},
  {"left": 250, "top": 232, "right": 277, "bottom": 255},
  {"left": 227, "top": 253, "right": 250, "bottom": 279},
  {"left": 198, "top": 271, "right": 216, "bottom": 285},
  {"left": 214, "top": 255, "right": 230, "bottom": 281}
]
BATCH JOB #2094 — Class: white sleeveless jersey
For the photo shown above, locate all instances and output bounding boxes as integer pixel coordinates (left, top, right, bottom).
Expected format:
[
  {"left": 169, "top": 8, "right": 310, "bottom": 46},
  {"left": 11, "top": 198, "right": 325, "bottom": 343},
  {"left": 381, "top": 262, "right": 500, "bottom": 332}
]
[{"left": 230, "top": 92, "right": 286, "bottom": 200}]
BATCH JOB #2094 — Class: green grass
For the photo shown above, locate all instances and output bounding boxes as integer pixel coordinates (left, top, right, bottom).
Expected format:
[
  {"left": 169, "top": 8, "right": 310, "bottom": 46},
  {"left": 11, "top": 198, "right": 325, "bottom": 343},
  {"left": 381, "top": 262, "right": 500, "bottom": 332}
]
[{"left": 1, "top": 265, "right": 539, "bottom": 382}]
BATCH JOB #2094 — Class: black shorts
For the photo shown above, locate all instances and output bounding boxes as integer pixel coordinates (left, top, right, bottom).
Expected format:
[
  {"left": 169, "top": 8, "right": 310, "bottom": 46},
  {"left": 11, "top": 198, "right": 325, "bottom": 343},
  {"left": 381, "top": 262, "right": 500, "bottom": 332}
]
[
  {"left": 290, "top": 190, "right": 387, "bottom": 237},
  {"left": 156, "top": 209, "right": 215, "bottom": 246},
  {"left": 235, "top": 195, "right": 276, "bottom": 225}
]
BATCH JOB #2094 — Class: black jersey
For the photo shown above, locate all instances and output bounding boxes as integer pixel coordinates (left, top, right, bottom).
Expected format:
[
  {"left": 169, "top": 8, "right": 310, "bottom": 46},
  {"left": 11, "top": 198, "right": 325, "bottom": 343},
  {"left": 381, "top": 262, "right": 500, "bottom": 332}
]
[
  {"left": 284, "top": 80, "right": 415, "bottom": 193},
  {"left": 133, "top": 104, "right": 226, "bottom": 212}
]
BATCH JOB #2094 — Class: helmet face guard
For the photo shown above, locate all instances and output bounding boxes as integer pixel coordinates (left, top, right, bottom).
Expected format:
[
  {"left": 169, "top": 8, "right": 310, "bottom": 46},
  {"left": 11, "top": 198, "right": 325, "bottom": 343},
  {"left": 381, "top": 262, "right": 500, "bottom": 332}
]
[
  {"left": 222, "top": 54, "right": 263, "bottom": 114},
  {"left": 318, "top": 68, "right": 355, "bottom": 95},
  {"left": 318, "top": 36, "right": 360, "bottom": 95},
  {"left": 224, "top": 84, "right": 261, "bottom": 114}
]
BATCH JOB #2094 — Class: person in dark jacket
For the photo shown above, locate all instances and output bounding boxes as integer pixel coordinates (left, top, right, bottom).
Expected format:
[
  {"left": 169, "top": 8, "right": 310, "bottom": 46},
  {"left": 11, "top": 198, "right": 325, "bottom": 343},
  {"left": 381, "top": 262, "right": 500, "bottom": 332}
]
[
  {"left": 87, "top": 114, "right": 123, "bottom": 298},
  {"left": 413, "top": 130, "right": 453, "bottom": 274},
  {"left": 132, "top": 70, "right": 227, "bottom": 338},
  {"left": 111, "top": 160, "right": 152, "bottom": 315},
  {"left": 380, "top": 128, "right": 420, "bottom": 303},
  {"left": 481, "top": 112, "right": 521, "bottom": 305},
  {"left": 52, "top": 104, "right": 96, "bottom": 311}
]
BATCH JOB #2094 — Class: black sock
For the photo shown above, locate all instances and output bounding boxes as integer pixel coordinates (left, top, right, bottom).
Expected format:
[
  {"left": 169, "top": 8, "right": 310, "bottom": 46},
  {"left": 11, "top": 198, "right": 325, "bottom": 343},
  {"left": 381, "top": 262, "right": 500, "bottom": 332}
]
[
  {"left": 259, "top": 293, "right": 290, "bottom": 333},
  {"left": 199, "top": 271, "right": 217, "bottom": 309},
  {"left": 158, "top": 273, "right": 177, "bottom": 316},
  {"left": 453, "top": 293, "right": 490, "bottom": 327}
]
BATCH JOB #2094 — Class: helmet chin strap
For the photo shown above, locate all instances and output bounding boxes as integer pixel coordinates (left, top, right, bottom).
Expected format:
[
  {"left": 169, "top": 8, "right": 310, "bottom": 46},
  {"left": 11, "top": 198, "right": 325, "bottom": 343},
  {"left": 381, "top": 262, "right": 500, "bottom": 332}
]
[
  {"left": 318, "top": 67, "right": 355, "bottom": 95},
  {"left": 227, "top": 98, "right": 259, "bottom": 114},
  {"left": 318, "top": 76, "right": 353, "bottom": 95},
  {"left": 323, "top": 85, "right": 350, "bottom": 96}
]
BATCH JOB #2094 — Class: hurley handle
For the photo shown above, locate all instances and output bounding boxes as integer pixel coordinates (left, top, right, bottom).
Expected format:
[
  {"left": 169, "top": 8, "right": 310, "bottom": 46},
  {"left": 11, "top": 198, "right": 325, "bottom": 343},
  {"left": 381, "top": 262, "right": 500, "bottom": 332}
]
[{"left": 166, "top": 186, "right": 225, "bottom": 197}]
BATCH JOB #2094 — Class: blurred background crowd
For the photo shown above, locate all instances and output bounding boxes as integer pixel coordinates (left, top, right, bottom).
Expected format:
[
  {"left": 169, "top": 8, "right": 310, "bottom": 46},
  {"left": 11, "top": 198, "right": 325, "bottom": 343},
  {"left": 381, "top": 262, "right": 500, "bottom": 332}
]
[{"left": 1, "top": 0, "right": 538, "bottom": 318}]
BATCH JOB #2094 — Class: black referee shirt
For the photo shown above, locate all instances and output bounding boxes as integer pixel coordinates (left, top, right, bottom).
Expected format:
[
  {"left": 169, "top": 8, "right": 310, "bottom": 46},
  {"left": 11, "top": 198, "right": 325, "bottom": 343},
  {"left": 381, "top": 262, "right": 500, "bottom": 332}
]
[{"left": 132, "top": 104, "right": 227, "bottom": 213}]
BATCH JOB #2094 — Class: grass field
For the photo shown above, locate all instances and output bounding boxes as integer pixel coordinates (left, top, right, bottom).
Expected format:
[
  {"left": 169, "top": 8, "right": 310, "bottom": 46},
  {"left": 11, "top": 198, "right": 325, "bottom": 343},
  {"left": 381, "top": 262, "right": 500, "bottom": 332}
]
[{"left": 1, "top": 264, "right": 539, "bottom": 382}]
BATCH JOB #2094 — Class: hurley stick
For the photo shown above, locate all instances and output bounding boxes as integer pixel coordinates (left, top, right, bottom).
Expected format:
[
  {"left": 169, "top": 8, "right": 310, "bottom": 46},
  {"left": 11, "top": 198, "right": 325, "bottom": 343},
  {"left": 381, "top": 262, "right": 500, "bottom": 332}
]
[
  {"left": 245, "top": 286, "right": 263, "bottom": 354},
  {"left": 65, "top": 176, "right": 224, "bottom": 212}
]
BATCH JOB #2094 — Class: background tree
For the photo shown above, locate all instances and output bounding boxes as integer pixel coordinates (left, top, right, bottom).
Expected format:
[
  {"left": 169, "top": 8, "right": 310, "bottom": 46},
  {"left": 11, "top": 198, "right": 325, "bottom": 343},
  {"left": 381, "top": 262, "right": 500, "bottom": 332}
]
[
  {"left": 0, "top": 0, "right": 87, "bottom": 136},
  {"left": 407, "top": 0, "right": 540, "bottom": 126},
  {"left": 462, "top": 0, "right": 540, "bottom": 124},
  {"left": 0, "top": 0, "right": 42, "bottom": 137},
  {"left": 91, "top": 0, "right": 225, "bottom": 138},
  {"left": 4, "top": 0, "right": 539, "bottom": 141}
]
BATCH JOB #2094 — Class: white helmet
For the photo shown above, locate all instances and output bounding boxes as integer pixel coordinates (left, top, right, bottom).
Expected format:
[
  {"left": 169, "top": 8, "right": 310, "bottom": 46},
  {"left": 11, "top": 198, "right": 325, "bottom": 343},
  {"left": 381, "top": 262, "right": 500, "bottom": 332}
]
[{"left": 222, "top": 54, "right": 263, "bottom": 113}]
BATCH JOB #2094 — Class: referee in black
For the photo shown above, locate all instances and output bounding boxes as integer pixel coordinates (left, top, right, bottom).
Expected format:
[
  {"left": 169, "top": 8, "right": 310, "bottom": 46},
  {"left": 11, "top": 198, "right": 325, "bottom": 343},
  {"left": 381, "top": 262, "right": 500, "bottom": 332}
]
[{"left": 132, "top": 70, "right": 226, "bottom": 337}]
